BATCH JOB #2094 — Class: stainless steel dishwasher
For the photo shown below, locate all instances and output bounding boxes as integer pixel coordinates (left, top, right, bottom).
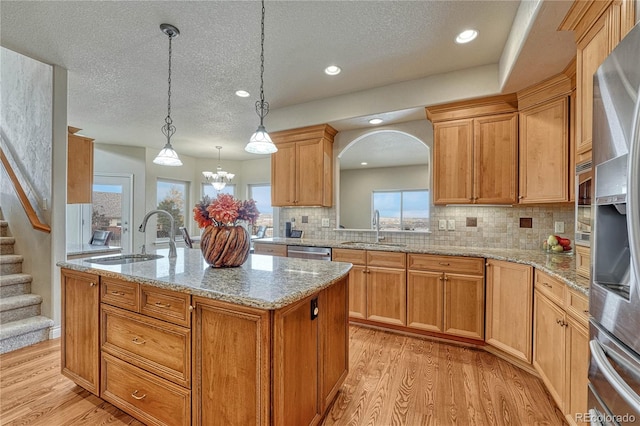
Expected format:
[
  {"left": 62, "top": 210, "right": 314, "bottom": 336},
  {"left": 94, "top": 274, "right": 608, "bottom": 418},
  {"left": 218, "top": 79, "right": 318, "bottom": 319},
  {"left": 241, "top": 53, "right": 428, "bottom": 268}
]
[{"left": 286, "top": 245, "right": 332, "bottom": 260}]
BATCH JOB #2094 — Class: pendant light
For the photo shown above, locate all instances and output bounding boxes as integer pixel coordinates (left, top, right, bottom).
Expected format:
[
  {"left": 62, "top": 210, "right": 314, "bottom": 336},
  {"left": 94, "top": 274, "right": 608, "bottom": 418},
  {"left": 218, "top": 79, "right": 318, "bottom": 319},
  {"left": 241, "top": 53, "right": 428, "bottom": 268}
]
[
  {"left": 245, "top": 0, "right": 278, "bottom": 155},
  {"left": 153, "top": 23, "right": 183, "bottom": 166},
  {"left": 203, "top": 146, "right": 235, "bottom": 191}
]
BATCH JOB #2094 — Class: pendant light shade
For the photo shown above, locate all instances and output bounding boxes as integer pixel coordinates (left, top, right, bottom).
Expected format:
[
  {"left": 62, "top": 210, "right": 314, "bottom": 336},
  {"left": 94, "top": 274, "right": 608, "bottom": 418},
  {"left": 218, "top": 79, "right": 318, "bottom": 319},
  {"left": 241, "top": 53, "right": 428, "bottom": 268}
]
[
  {"left": 245, "top": 0, "right": 277, "bottom": 155},
  {"left": 153, "top": 23, "right": 183, "bottom": 166},
  {"left": 203, "top": 146, "right": 235, "bottom": 191}
]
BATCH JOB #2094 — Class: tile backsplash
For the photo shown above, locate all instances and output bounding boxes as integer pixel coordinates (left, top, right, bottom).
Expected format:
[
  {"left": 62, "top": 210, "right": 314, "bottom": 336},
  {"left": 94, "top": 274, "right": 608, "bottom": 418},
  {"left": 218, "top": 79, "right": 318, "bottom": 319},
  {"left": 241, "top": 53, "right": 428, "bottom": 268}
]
[{"left": 279, "top": 204, "right": 575, "bottom": 250}]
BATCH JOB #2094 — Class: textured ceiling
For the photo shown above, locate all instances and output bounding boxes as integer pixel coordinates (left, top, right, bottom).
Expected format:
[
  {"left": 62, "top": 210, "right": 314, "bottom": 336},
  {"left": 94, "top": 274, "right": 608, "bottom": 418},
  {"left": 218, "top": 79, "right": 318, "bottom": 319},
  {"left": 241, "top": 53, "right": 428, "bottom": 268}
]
[{"left": 1, "top": 1, "right": 576, "bottom": 162}]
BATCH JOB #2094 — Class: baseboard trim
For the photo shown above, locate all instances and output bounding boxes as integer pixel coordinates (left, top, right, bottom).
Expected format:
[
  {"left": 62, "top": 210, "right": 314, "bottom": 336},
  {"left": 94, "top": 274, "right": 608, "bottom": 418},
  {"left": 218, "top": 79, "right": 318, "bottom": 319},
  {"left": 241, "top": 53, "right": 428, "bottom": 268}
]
[{"left": 49, "top": 325, "right": 61, "bottom": 339}]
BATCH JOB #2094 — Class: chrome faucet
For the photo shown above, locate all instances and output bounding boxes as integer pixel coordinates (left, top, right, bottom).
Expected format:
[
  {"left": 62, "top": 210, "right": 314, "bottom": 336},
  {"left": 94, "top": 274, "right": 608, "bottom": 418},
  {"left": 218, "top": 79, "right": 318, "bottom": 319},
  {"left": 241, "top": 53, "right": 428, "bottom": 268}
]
[
  {"left": 139, "top": 209, "right": 177, "bottom": 258},
  {"left": 373, "top": 209, "right": 385, "bottom": 243}
]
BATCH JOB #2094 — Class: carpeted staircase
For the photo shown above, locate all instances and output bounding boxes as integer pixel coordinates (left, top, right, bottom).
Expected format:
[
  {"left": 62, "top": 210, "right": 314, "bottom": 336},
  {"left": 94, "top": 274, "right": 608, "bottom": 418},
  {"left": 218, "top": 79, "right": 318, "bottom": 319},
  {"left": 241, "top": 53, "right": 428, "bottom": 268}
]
[{"left": 0, "top": 218, "right": 53, "bottom": 354}]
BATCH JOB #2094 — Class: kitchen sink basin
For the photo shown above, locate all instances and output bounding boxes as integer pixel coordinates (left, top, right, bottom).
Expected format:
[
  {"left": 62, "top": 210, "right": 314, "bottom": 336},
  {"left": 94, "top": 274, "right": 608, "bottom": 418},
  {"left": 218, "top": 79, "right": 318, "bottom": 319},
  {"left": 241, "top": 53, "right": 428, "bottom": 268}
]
[
  {"left": 340, "top": 241, "right": 406, "bottom": 248},
  {"left": 84, "top": 254, "right": 164, "bottom": 265}
]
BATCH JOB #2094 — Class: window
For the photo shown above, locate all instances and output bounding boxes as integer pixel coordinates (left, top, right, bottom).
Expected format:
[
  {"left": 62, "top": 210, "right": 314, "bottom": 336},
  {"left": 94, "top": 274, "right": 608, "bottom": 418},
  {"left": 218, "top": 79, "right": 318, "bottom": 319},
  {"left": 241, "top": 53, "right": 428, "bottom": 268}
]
[
  {"left": 202, "top": 183, "right": 235, "bottom": 199},
  {"left": 248, "top": 184, "right": 273, "bottom": 237},
  {"left": 372, "top": 189, "right": 429, "bottom": 231},
  {"left": 156, "top": 179, "right": 188, "bottom": 239}
]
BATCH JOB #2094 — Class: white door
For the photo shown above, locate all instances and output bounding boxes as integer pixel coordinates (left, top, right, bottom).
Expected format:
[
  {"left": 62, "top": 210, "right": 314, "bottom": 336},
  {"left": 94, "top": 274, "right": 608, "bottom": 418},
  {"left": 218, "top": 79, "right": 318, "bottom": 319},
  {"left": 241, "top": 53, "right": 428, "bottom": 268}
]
[{"left": 92, "top": 174, "right": 133, "bottom": 253}]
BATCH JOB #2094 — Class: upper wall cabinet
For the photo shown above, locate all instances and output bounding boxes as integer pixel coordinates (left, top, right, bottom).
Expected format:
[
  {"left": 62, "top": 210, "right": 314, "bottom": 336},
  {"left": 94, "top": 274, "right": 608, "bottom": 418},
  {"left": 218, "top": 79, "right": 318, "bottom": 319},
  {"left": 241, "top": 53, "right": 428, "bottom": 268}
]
[
  {"left": 67, "top": 126, "right": 94, "bottom": 204},
  {"left": 270, "top": 124, "right": 337, "bottom": 207},
  {"left": 517, "top": 74, "right": 572, "bottom": 204},
  {"left": 426, "top": 94, "right": 518, "bottom": 205},
  {"left": 559, "top": 0, "right": 636, "bottom": 164}
]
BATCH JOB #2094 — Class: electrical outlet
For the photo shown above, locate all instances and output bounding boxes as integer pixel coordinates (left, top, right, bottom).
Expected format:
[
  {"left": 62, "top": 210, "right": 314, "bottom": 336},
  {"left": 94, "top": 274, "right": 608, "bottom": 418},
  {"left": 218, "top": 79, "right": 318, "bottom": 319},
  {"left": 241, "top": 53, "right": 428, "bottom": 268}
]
[
  {"left": 321, "top": 218, "right": 330, "bottom": 227},
  {"left": 447, "top": 219, "right": 456, "bottom": 231},
  {"left": 438, "top": 219, "right": 446, "bottom": 230},
  {"left": 554, "top": 221, "right": 565, "bottom": 233}
]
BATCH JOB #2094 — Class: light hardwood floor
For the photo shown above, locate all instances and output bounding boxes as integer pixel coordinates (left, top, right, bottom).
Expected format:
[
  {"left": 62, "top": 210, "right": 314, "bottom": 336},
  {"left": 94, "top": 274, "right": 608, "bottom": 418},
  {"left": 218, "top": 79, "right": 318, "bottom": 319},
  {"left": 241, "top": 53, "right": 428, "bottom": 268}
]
[{"left": 1, "top": 326, "right": 565, "bottom": 425}]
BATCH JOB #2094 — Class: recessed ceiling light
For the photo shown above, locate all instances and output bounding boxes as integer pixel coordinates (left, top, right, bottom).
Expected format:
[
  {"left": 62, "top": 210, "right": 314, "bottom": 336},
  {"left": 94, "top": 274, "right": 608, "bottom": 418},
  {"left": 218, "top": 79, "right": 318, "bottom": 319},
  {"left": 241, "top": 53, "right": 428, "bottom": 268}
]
[
  {"left": 361, "top": 162, "right": 368, "bottom": 166},
  {"left": 235, "top": 90, "right": 250, "bottom": 97},
  {"left": 324, "top": 65, "right": 341, "bottom": 76},
  {"left": 369, "top": 118, "right": 383, "bottom": 125},
  {"left": 456, "top": 29, "right": 478, "bottom": 44}
]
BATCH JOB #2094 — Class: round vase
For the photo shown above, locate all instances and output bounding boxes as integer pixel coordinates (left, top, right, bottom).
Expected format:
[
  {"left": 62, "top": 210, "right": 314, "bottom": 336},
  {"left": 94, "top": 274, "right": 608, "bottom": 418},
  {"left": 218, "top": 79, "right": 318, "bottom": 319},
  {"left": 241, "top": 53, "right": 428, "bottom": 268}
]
[{"left": 200, "top": 225, "right": 250, "bottom": 267}]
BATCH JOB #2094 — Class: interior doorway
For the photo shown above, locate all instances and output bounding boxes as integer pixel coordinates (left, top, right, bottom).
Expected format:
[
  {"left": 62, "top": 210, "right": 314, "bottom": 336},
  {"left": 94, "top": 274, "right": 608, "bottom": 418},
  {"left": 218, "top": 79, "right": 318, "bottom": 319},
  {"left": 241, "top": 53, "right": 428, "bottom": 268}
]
[{"left": 91, "top": 173, "right": 133, "bottom": 253}]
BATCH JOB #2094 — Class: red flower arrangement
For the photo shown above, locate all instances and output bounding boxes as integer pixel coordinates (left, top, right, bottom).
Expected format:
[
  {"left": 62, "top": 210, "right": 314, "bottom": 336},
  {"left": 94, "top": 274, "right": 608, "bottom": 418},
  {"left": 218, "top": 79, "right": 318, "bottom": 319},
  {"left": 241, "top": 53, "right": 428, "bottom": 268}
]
[{"left": 193, "top": 194, "right": 260, "bottom": 228}]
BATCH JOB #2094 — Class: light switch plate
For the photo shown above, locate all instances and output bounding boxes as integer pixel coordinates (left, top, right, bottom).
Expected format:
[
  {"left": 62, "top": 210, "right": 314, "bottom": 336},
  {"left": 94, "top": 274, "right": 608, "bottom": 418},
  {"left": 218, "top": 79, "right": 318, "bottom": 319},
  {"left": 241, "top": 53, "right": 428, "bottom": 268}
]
[
  {"left": 438, "top": 219, "right": 446, "bottom": 230},
  {"left": 321, "top": 218, "right": 330, "bottom": 227},
  {"left": 447, "top": 219, "right": 456, "bottom": 231},
  {"left": 554, "top": 221, "right": 565, "bottom": 233}
]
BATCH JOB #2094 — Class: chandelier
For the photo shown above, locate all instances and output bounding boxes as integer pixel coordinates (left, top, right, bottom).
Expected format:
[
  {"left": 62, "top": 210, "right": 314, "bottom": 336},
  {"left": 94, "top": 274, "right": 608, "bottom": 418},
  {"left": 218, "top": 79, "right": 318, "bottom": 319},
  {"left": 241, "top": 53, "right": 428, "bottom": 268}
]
[
  {"left": 203, "top": 146, "right": 235, "bottom": 191},
  {"left": 153, "top": 23, "right": 183, "bottom": 166},
  {"left": 245, "top": 0, "right": 278, "bottom": 155}
]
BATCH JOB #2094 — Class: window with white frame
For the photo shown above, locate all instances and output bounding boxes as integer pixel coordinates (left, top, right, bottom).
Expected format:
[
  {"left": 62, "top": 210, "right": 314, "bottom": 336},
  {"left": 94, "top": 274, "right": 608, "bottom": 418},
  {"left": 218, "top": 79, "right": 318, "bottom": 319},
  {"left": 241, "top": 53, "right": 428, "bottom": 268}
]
[
  {"left": 248, "top": 184, "right": 273, "bottom": 237},
  {"left": 372, "top": 189, "right": 429, "bottom": 231},
  {"left": 156, "top": 179, "right": 189, "bottom": 239}
]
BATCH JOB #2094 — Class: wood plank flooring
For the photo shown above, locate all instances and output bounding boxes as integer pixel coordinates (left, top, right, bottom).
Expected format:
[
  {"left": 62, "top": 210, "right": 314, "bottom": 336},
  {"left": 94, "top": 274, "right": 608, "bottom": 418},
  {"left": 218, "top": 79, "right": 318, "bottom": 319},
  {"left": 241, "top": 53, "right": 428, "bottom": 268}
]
[{"left": 0, "top": 326, "right": 565, "bottom": 425}]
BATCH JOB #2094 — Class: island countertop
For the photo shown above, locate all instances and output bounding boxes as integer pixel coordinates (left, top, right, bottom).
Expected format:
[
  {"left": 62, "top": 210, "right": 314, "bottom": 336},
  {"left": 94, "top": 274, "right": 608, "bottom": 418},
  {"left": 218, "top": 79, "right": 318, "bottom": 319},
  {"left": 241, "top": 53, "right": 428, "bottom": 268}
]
[{"left": 57, "top": 247, "right": 352, "bottom": 310}]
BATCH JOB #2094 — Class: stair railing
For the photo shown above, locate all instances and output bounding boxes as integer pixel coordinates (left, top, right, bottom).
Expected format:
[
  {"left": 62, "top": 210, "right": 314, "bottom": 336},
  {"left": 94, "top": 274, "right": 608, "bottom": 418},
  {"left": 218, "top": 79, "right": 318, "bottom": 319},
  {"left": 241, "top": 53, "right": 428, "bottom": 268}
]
[{"left": 0, "top": 146, "right": 51, "bottom": 233}]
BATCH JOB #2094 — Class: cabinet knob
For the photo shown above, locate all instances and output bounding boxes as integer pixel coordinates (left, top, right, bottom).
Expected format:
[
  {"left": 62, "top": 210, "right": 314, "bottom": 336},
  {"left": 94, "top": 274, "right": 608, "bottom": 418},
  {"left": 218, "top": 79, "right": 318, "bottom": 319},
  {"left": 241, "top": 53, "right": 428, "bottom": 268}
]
[
  {"left": 518, "top": 195, "right": 524, "bottom": 199},
  {"left": 89, "top": 282, "right": 96, "bottom": 287},
  {"left": 189, "top": 305, "right": 195, "bottom": 312},
  {"left": 485, "top": 262, "right": 490, "bottom": 267}
]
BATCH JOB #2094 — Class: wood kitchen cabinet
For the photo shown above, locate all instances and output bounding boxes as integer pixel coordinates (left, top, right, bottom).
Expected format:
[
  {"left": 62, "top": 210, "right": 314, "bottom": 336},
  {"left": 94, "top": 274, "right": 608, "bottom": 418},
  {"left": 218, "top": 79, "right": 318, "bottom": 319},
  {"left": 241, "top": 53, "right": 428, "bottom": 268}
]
[
  {"left": 332, "top": 248, "right": 406, "bottom": 326},
  {"left": 485, "top": 260, "right": 534, "bottom": 363},
  {"left": 575, "top": 245, "right": 591, "bottom": 278},
  {"left": 407, "top": 254, "right": 485, "bottom": 340},
  {"left": 67, "top": 126, "right": 94, "bottom": 204},
  {"left": 517, "top": 74, "right": 572, "bottom": 204},
  {"left": 426, "top": 95, "right": 518, "bottom": 205},
  {"left": 270, "top": 124, "right": 337, "bottom": 207},
  {"left": 61, "top": 269, "right": 100, "bottom": 395},
  {"left": 560, "top": 0, "right": 636, "bottom": 163}
]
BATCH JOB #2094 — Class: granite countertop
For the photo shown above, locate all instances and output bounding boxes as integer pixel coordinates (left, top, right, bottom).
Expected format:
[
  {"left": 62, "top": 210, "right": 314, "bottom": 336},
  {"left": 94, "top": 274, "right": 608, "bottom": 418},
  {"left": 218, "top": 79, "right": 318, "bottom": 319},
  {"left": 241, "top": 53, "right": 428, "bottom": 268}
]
[
  {"left": 57, "top": 248, "right": 352, "bottom": 310},
  {"left": 256, "top": 237, "right": 590, "bottom": 296},
  {"left": 66, "top": 243, "right": 122, "bottom": 257}
]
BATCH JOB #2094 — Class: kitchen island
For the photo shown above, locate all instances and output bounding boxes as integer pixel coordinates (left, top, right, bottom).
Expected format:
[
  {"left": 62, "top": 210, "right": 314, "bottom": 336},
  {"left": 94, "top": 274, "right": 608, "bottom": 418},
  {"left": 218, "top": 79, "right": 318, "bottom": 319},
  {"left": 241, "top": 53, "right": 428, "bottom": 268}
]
[{"left": 57, "top": 248, "right": 352, "bottom": 426}]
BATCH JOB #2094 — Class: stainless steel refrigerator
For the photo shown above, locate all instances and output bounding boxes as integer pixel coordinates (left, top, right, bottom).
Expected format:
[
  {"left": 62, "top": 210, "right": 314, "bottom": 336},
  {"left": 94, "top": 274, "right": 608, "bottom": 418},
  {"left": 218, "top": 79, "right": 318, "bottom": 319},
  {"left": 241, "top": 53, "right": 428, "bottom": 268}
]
[{"left": 590, "top": 21, "right": 640, "bottom": 425}]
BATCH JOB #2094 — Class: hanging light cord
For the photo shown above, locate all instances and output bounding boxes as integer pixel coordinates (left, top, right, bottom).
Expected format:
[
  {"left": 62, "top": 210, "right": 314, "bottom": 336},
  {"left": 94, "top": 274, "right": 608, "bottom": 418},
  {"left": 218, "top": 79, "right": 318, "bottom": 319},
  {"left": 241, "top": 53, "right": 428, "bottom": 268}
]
[
  {"left": 255, "top": 0, "right": 269, "bottom": 124},
  {"left": 162, "top": 31, "right": 176, "bottom": 141}
]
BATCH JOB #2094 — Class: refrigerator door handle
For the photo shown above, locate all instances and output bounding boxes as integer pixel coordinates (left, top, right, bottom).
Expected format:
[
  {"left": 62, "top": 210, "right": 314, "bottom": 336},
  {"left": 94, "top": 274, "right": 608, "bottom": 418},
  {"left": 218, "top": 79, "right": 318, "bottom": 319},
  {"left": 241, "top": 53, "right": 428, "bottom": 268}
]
[
  {"left": 629, "top": 96, "right": 640, "bottom": 289},
  {"left": 590, "top": 339, "right": 640, "bottom": 413}
]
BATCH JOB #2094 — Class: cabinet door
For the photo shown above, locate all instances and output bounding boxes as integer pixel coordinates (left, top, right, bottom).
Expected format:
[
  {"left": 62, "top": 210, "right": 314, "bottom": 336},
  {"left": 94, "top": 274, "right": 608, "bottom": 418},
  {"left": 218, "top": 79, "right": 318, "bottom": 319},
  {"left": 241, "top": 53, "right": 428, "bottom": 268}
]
[
  {"left": 566, "top": 316, "right": 589, "bottom": 426},
  {"left": 271, "top": 142, "right": 296, "bottom": 206},
  {"left": 367, "top": 266, "right": 406, "bottom": 326},
  {"left": 474, "top": 113, "right": 518, "bottom": 204},
  {"left": 296, "top": 139, "right": 330, "bottom": 206},
  {"left": 407, "top": 270, "right": 443, "bottom": 333},
  {"left": 533, "top": 290, "right": 566, "bottom": 412},
  {"left": 433, "top": 119, "right": 473, "bottom": 204},
  {"left": 576, "top": 12, "right": 609, "bottom": 163},
  {"left": 347, "top": 264, "right": 367, "bottom": 319},
  {"left": 61, "top": 269, "right": 100, "bottom": 395},
  {"left": 575, "top": 245, "right": 590, "bottom": 279},
  {"left": 519, "top": 97, "right": 569, "bottom": 203},
  {"left": 192, "top": 298, "right": 270, "bottom": 426},
  {"left": 443, "top": 273, "right": 484, "bottom": 340},
  {"left": 485, "top": 260, "right": 533, "bottom": 362},
  {"left": 273, "top": 295, "right": 321, "bottom": 426},
  {"left": 67, "top": 130, "right": 94, "bottom": 204}
]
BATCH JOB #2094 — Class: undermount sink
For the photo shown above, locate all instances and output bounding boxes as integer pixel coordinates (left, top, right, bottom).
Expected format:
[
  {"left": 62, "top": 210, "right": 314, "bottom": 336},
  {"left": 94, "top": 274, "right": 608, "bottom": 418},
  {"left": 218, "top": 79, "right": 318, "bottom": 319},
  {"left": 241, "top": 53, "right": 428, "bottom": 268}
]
[
  {"left": 340, "top": 241, "right": 406, "bottom": 248},
  {"left": 84, "top": 254, "right": 164, "bottom": 265}
]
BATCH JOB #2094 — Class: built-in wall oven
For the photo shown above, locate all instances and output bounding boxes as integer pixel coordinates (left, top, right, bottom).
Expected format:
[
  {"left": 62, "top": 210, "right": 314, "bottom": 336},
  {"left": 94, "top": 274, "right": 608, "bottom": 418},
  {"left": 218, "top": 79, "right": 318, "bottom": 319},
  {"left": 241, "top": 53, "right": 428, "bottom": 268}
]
[{"left": 590, "top": 22, "right": 640, "bottom": 425}]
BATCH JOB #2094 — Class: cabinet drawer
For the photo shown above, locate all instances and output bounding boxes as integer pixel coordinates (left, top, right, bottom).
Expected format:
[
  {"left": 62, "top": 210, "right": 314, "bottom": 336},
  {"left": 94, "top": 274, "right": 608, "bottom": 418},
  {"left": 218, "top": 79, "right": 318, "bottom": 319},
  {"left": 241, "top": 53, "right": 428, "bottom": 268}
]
[
  {"left": 408, "top": 254, "right": 484, "bottom": 275},
  {"left": 566, "top": 288, "right": 589, "bottom": 327},
  {"left": 102, "top": 277, "right": 139, "bottom": 311},
  {"left": 367, "top": 250, "right": 406, "bottom": 268},
  {"left": 141, "top": 286, "right": 191, "bottom": 327},
  {"left": 101, "top": 305, "right": 191, "bottom": 388},
  {"left": 534, "top": 270, "right": 566, "bottom": 306},
  {"left": 332, "top": 248, "right": 367, "bottom": 265},
  {"left": 254, "top": 242, "right": 287, "bottom": 257},
  {"left": 101, "top": 353, "right": 190, "bottom": 426}
]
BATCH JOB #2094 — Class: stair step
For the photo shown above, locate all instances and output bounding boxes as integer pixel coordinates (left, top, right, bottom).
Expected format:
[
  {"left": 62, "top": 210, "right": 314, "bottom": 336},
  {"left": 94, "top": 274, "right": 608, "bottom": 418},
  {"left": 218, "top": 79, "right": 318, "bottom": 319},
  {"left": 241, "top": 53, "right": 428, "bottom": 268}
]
[
  {"left": 0, "top": 236, "right": 15, "bottom": 255},
  {"left": 0, "top": 220, "right": 7, "bottom": 238},
  {"left": 0, "top": 316, "right": 53, "bottom": 354},
  {"left": 0, "top": 254, "right": 23, "bottom": 275},
  {"left": 0, "top": 294, "right": 42, "bottom": 323},
  {"left": 0, "top": 273, "right": 32, "bottom": 297}
]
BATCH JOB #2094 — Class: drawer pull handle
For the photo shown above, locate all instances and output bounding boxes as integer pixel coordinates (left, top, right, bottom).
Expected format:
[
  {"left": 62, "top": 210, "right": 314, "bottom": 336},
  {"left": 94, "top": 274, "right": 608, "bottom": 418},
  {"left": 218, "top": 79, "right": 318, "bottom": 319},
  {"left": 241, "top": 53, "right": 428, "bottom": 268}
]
[
  {"left": 154, "top": 302, "right": 171, "bottom": 309},
  {"left": 542, "top": 282, "right": 553, "bottom": 289},
  {"left": 111, "top": 291, "right": 125, "bottom": 296},
  {"left": 132, "top": 337, "right": 146, "bottom": 345},
  {"left": 131, "top": 390, "right": 146, "bottom": 400},
  {"left": 439, "top": 262, "right": 450, "bottom": 266}
]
